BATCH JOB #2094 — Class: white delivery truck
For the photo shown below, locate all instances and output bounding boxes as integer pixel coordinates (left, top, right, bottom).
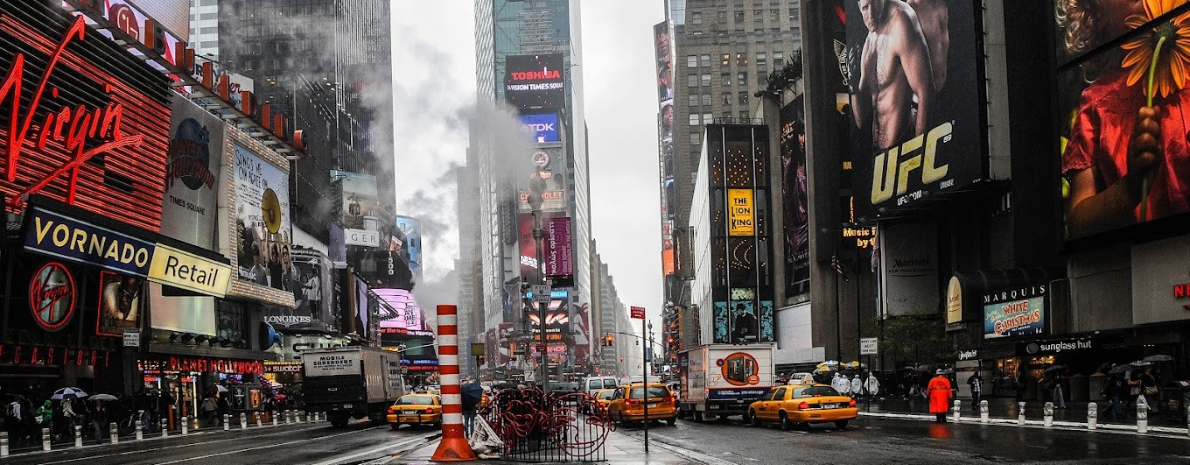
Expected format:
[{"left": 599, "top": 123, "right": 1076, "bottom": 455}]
[
  {"left": 678, "top": 344, "right": 775, "bottom": 422},
  {"left": 302, "top": 347, "right": 406, "bottom": 427}
]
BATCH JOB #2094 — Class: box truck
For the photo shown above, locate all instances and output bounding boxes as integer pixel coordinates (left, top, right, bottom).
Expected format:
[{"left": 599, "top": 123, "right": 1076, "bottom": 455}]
[
  {"left": 302, "top": 347, "right": 406, "bottom": 427},
  {"left": 678, "top": 344, "right": 775, "bottom": 422}
]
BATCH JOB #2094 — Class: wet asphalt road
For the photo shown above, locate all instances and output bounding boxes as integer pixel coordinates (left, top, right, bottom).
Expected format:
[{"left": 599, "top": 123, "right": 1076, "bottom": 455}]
[
  {"left": 616, "top": 414, "right": 1190, "bottom": 464},
  {"left": 2, "top": 419, "right": 439, "bottom": 465}
]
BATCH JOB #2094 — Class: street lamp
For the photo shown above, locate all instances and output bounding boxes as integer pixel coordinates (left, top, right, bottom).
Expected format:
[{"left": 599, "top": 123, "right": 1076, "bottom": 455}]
[{"left": 527, "top": 174, "right": 549, "bottom": 394}]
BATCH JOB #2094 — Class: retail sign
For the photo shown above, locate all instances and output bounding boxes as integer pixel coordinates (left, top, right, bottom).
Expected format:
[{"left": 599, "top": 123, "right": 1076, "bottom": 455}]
[
  {"left": 1019, "top": 338, "right": 1094, "bottom": 356},
  {"left": 860, "top": 337, "right": 878, "bottom": 355},
  {"left": 163, "top": 356, "right": 264, "bottom": 374},
  {"left": 727, "top": 189, "right": 755, "bottom": 236},
  {"left": 23, "top": 206, "right": 231, "bottom": 297},
  {"left": 345, "top": 228, "right": 380, "bottom": 247},
  {"left": 946, "top": 276, "right": 963, "bottom": 325},
  {"left": 29, "top": 261, "right": 76, "bottom": 332},
  {"left": 123, "top": 329, "right": 140, "bottom": 347},
  {"left": 957, "top": 349, "right": 979, "bottom": 361},
  {"left": 264, "top": 362, "right": 301, "bottom": 373},
  {"left": 982, "top": 284, "right": 1047, "bottom": 339},
  {"left": 1132, "top": 237, "right": 1190, "bottom": 324}
]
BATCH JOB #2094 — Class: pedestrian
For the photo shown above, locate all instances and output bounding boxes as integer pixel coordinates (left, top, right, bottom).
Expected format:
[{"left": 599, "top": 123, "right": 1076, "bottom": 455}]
[
  {"left": 61, "top": 395, "right": 80, "bottom": 442},
  {"left": 1050, "top": 372, "right": 1066, "bottom": 409},
  {"left": 967, "top": 372, "right": 983, "bottom": 409},
  {"left": 91, "top": 401, "right": 108, "bottom": 443},
  {"left": 927, "top": 369, "right": 953, "bottom": 423},
  {"left": 1101, "top": 373, "right": 1123, "bottom": 421},
  {"left": 200, "top": 394, "right": 219, "bottom": 427},
  {"left": 865, "top": 372, "right": 881, "bottom": 398},
  {"left": 831, "top": 372, "right": 850, "bottom": 396},
  {"left": 35, "top": 399, "right": 53, "bottom": 443},
  {"left": 1014, "top": 367, "right": 1026, "bottom": 403},
  {"left": 1139, "top": 366, "right": 1158, "bottom": 413},
  {"left": 850, "top": 374, "right": 864, "bottom": 398}
]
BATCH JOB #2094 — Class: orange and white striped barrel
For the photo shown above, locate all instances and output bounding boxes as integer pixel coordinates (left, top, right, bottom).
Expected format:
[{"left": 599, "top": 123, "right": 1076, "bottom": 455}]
[{"left": 431, "top": 304, "right": 477, "bottom": 461}]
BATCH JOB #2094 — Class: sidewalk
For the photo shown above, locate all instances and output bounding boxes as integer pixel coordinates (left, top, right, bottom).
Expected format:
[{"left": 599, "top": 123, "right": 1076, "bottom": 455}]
[
  {"left": 862, "top": 395, "right": 1186, "bottom": 427},
  {"left": 392, "top": 429, "right": 724, "bottom": 465}
]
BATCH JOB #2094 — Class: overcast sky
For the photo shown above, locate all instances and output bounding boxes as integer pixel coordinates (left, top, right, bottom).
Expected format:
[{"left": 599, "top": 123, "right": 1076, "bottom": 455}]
[{"left": 392, "top": 1, "right": 667, "bottom": 330}]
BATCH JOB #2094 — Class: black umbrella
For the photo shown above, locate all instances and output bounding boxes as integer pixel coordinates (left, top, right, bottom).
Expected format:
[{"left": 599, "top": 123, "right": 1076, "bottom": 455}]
[
  {"left": 1143, "top": 355, "right": 1174, "bottom": 363},
  {"left": 1096, "top": 362, "right": 1114, "bottom": 374},
  {"left": 461, "top": 382, "right": 483, "bottom": 410},
  {"left": 1044, "top": 365, "right": 1065, "bottom": 374},
  {"left": 1109, "top": 364, "right": 1132, "bottom": 375}
]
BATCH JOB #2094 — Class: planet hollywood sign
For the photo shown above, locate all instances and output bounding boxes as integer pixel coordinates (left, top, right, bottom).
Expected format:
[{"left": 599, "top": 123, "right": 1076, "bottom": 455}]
[{"left": 1, "top": 6, "right": 172, "bottom": 229}]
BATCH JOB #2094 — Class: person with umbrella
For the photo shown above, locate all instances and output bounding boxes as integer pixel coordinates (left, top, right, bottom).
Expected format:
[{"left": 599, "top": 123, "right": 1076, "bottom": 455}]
[
  {"left": 90, "top": 400, "right": 109, "bottom": 443},
  {"left": 461, "top": 381, "right": 483, "bottom": 438},
  {"left": 1101, "top": 364, "right": 1125, "bottom": 420},
  {"left": 1043, "top": 366, "right": 1066, "bottom": 409}
]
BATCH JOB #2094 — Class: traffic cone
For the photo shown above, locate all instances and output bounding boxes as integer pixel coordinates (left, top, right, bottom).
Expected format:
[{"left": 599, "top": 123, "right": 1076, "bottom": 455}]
[{"left": 431, "top": 305, "right": 477, "bottom": 462}]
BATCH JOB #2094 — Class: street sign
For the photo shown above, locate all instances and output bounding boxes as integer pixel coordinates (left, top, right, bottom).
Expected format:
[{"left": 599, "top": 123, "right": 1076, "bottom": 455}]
[
  {"left": 123, "top": 329, "right": 140, "bottom": 347},
  {"left": 860, "top": 337, "right": 878, "bottom": 355},
  {"left": 630, "top": 306, "right": 645, "bottom": 319},
  {"left": 531, "top": 285, "right": 551, "bottom": 303},
  {"left": 471, "top": 342, "right": 485, "bottom": 355}
]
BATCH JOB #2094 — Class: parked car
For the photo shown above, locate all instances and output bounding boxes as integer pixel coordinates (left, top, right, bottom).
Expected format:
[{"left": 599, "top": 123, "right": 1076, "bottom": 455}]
[
  {"left": 607, "top": 382, "right": 677, "bottom": 426},
  {"left": 386, "top": 394, "right": 442, "bottom": 430},
  {"left": 747, "top": 384, "right": 857, "bottom": 431},
  {"left": 582, "top": 376, "right": 621, "bottom": 397}
]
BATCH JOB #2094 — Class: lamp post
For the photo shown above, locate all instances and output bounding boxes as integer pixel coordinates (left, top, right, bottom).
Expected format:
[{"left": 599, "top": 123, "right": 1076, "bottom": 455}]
[{"left": 527, "top": 175, "right": 549, "bottom": 394}]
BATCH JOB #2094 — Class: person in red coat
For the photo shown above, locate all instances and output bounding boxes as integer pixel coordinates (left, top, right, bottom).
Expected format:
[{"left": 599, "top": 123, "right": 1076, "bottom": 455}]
[{"left": 927, "top": 369, "right": 953, "bottom": 423}]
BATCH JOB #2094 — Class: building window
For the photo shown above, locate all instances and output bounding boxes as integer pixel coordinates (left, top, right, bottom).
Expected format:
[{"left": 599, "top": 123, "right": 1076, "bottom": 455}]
[
  {"left": 774, "top": 51, "right": 784, "bottom": 67},
  {"left": 737, "top": 52, "right": 747, "bottom": 65},
  {"left": 737, "top": 72, "right": 747, "bottom": 85},
  {"left": 754, "top": 9, "right": 763, "bottom": 22},
  {"left": 690, "top": 132, "right": 701, "bottom": 145},
  {"left": 721, "top": 72, "right": 731, "bottom": 86},
  {"left": 689, "top": 114, "right": 700, "bottom": 126},
  {"left": 756, "top": 53, "right": 767, "bottom": 67},
  {"left": 687, "top": 55, "right": 698, "bottom": 68},
  {"left": 688, "top": 74, "right": 698, "bottom": 87},
  {"left": 689, "top": 94, "right": 700, "bottom": 106},
  {"left": 771, "top": 9, "right": 780, "bottom": 21},
  {"left": 735, "top": 10, "right": 745, "bottom": 22},
  {"left": 692, "top": 12, "right": 703, "bottom": 24},
  {"left": 721, "top": 53, "right": 730, "bottom": 66},
  {"left": 702, "top": 94, "right": 712, "bottom": 106},
  {"left": 758, "top": 73, "right": 768, "bottom": 85},
  {"left": 700, "top": 54, "right": 711, "bottom": 67},
  {"left": 722, "top": 92, "right": 732, "bottom": 105},
  {"left": 701, "top": 74, "right": 711, "bottom": 86},
  {"left": 741, "top": 111, "right": 750, "bottom": 120},
  {"left": 739, "top": 91, "right": 748, "bottom": 105},
  {"left": 703, "top": 113, "right": 713, "bottom": 124},
  {"left": 717, "top": 11, "right": 726, "bottom": 21}
]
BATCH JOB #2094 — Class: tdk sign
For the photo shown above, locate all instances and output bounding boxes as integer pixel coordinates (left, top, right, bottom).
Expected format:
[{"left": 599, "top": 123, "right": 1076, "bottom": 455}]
[{"left": 518, "top": 113, "right": 560, "bottom": 143}]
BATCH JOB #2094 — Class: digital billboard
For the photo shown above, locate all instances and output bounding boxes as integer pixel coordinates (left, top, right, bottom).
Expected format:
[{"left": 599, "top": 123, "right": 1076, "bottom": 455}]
[
  {"left": 845, "top": 0, "right": 983, "bottom": 215},
  {"left": 1056, "top": 1, "right": 1190, "bottom": 239},
  {"left": 504, "top": 54, "right": 565, "bottom": 109},
  {"left": 374, "top": 288, "right": 425, "bottom": 331},
  {"left": 518, "top": 148, "right": 566, "bottom": 212},
  {"left": 543, "top": 216, "right": 574, "bottom": 286},
  {"left": 780, "top": 97, "right": 810, "bottom": 297},
  {"left": 163, "top": 94, "right": 224, "bottom": 251},
  {"left": 97, "top": 271, "right": 143, "bottom": 337},
  {"left": 518, "top": 113, "right": 560, "bottom": 143},
  {"left": 337, "top": 171, "right": 380, "bottom": 231},
  {"left": 395, "top": 216, "right": 423, "bottom": 282},
  {"left": 262, "top": 248, "right": 335, "bottom": 332},
  {"left": 983, "top": 285, "right": 1046, "bottom": 339},
  {"left": 233, "top": 141, "right": 292, "bottom": 291},
  {"left": 526, "top": 290, "right": 570, "bottom": 343}
]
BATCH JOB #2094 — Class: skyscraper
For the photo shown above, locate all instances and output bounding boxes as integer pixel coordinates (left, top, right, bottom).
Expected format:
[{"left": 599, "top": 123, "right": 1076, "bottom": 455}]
[
  {"left": 470, "top": 0, "right": 594, "bottom": 374},
  {"left": 662, "top": 0, "right": 801, "bottom": 309}
]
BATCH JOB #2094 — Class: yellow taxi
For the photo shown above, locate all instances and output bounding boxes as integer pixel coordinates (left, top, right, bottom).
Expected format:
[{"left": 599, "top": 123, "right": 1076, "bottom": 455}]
[
  {"left": 607, "top": 383, "right": 677, "bottom": 426},
  {"left": 747, "top": 384, "right": 857, "bottom": 430},
  {"left": 592, "top": 388, "right": 616, "bottom": 414},
  {"left": 386, "top": 394, "right": 442, "bottom": 430}
]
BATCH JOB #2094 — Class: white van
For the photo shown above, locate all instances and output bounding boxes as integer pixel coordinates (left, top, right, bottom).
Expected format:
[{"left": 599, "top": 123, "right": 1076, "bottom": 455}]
[{"left": 582, "top": 376, "right": 621, "bottom": 397}]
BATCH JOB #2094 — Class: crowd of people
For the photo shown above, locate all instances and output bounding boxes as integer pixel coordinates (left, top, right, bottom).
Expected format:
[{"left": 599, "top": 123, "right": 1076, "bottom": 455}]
[{"left": 0, "top": 387, "right": 178, "bottom": 447}]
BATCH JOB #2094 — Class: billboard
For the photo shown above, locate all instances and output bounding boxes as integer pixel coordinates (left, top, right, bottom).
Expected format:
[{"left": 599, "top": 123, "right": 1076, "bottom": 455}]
[
  {"left": 518, "top": 148, "right": 567, "bottom": 212},
  {"left": 781, "top": 97, "right": 810, "bottom": 297},
  {"left": 504, "top": 54, "right": 566, "bottom": 109},
  {"left": 375, "top": 288, "right": 425, "bottom": 331},
  {"left": 97, "top": 271, "right": 143, "bottom": 337},
  {"left": 127, "top": 0, "right": 190, "bottom": 42},
  {"left": 527, "top": 290, "right": 570, "bottom": 343},
  {"left": 543, "top": 216, "right": 574, "bottom": 285},
  {"left": 163, "top": 94, "right": 224, "bottom": 250},
  {"left": 727, "top": 189, "right": 755, "bottom": 236},
  {"left": 337, "top": 171, "right": 380, "bottom": 231},
  {"left": 845, "top": 0, "right": 983, "bottom": 215},
  {"left": 983, "top": 285, "right": 1046, "bottom": 339},
  {"left": 1056, "top": 2, "right": 1190, "bottom": 239},
  {"left": 879, "top": 223, "right": 939, "bottom": 316},
  {"left": 0, "top": 8, "right": 171, "bottom": 230},
  {"left": 395, "top": 216, "right": 423, "bottom": 282},
  {"left": 518, "top": 113, "right": 560, "bottom": 143},
  {"left": 261, "top": 248, "right": 335, "bottom": 332},
  {"left": 233, "top": 141, "right": 292, "bottom": 291}
]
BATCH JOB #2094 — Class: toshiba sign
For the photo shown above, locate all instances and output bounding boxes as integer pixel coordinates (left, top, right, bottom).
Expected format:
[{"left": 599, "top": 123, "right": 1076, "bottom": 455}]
[{"left": 504, "top": 54, "right": 565, "bottom": 109}]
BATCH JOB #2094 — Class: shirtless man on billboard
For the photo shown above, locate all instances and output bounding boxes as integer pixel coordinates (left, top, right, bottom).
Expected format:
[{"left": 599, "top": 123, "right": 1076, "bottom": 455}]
[{"left": 849, "top": 0, "right": 935, "bottom": 150}]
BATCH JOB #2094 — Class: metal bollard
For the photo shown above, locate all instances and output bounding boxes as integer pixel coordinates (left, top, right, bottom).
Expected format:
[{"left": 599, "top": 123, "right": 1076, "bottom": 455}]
[
  {"left": 110, "top": 423, "right": 119, "bottom": 444},
  {"left": 272, "top": 413, "right": 278, "bottom": 427},
  {"left": 952, "top": 399, "right": 962, "bottom": 423},
  {"left": 73, "top": 425, "right": 81, "bottom": 447},
  {"left": 285, "top": 411, "right": 292, "bottom": 424},
  {"left": 162, "top": 419, "right": 168, "bottom": 438},
  {"left": 50, "top": 427, "right": 59, "bottom": 451},
  {"left": 1043, "top": 402, "right": 1054, "bottom": 428},
  {"left": 1, "top": 431, "right": 8, "bottom": 457},
  {"left": 255, "top": 412, "right": 262, "bottom": 428},
  {"left": 136, "top": 420, "right": 144, "bottom": 440},
  {"left": 1186, "top": 404, "right": 1190, "bottom": 437},
  {"left": 1137, "top": 402, "right": 1148, "bottom": 434},
  {"left": 1087, "top": 402, "right": 1097, "bottom": 430},
  {"left": 182, "top": 416, "right": 189, "bottom": 436},
  {"left": 240, "top": 412, "right": 247, "bottom": 430},
  {"left": 223, "top": 414, "right": 230, "bottom": 431},
  {"left": 979, "top": 400, "right": 989, "bottom": 423},
  {"left": 1018, "top": 402, "right": 1026, "bottom": 426}
]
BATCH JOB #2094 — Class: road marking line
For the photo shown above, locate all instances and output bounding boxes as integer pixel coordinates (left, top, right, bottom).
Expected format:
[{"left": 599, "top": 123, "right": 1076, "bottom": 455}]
[
  {"left": 151, "top": 427, "right": 375, "bottom": 465},
  {"left": 307, "top": 433, "right": 437, "bottom": 465},
  {"left": 861, "top": 412, "right": 1190, "bottom": 440},
  {"left": 36, "top": 425, "right": 328, "bottom": 465},
  {"left": 626, "top": 431, "right": 737, "bottom": 465}
]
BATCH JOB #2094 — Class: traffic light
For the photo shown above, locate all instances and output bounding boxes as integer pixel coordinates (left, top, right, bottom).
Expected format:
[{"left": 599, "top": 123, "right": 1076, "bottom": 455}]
[{"left": 603, "top": 333, "right": 614, "bottom": 347}]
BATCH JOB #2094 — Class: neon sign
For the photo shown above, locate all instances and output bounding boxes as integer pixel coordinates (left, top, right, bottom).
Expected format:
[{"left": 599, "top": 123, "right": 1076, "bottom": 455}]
[{"left": 29, "top": 261, "right": 76, "bottom": 332}]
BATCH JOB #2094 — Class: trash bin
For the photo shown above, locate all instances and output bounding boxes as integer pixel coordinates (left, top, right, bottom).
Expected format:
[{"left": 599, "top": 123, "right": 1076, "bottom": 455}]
[{"left": 1159, "top": 382, "right": 1190, "bottom": 420}]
